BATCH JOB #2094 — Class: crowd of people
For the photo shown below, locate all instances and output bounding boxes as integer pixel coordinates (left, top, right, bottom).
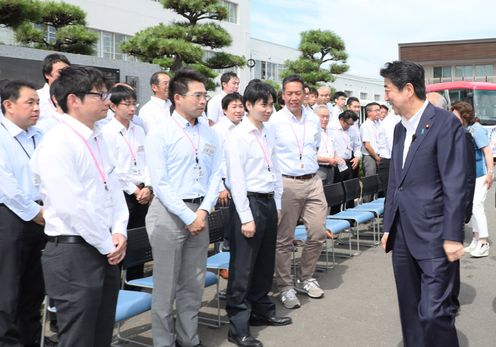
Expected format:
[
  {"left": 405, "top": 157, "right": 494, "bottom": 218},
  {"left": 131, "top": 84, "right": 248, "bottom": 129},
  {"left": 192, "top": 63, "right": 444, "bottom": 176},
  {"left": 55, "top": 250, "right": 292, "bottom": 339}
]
[{"left": 0, "top": 55, "right": 493, "bottom": 347}]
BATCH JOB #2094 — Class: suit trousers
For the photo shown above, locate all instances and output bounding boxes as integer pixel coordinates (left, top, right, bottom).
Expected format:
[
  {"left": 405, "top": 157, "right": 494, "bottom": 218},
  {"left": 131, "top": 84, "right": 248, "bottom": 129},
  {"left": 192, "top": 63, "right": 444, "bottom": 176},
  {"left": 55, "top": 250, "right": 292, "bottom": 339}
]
[
  {"left": 391, "top": 216, "right": 459, "bottom": 347},
  {"left": 316, "top": 165, "right": 335, "bottom": 186},
  {"left": 226, "top": 196, "right": 277, "bottom": 337},
  {"left": 362, "top": 155, "right": 377, "bottom": 202},
  {"left": 275, "top": 175, "right": 327, "bottom": 292},
  {"left": 146, "top": 199, "right": 209, "bottom": 347},
  {"left": 124, "top": 192, "right": 149, "bottom": 281},
  {"left": 377, "top": 158, "right": 390, "bottom": 199},
  {"left": 0, "top": 205, "right": 46, "bottom": 346},
  {"left": 41, "top": 241, "right": 120, "bottom": 347}
]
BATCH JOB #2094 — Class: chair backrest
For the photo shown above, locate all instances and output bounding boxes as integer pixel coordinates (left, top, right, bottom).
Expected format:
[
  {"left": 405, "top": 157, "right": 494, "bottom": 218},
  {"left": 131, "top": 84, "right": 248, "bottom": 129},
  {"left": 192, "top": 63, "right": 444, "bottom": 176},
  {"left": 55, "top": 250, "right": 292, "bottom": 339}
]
[
  {"left": 361, "top": 175, "right": 379, "bottom": 199},
  {"left": 208, "top": 209, "right": 224, "bottom": 244},
  {"left": 323, "top": 182, "right": 345, "bottom": 210},
  {"left": 122, "top": 226, "right": 153, "bottom": 270},
  {"left": 342, "top": 178, "right": 361, "bottom": 203}
]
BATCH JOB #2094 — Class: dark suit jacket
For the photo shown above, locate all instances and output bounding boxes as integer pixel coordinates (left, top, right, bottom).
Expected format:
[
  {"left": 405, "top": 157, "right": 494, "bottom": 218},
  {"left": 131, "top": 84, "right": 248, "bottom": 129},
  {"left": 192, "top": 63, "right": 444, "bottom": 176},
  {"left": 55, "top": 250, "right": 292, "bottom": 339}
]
[{"left": 383, "top": 102, "right": 468, "bottom": 260}]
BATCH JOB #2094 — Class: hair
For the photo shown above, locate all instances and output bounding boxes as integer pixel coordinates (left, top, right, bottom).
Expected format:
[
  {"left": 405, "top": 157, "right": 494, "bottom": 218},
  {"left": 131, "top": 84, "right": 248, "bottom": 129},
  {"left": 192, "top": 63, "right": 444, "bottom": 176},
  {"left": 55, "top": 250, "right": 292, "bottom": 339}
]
[
  {"left": 309, "top": 87, "right": 318, "bottom": 97},
  {"left": 222, "top": 92, "right": 243, "bottom": 110},
  {"left": 243, "top": 82, "right": 277, "bottom": 112},
  {"left": 168, "top": 69, "right": 207, "bottom": 107},
  {"left": 314, "top": 104, "right": 330, "bottom": 114},
  {"left": 149, "top": 71, "right": 169, "bottom": 86},
  {"left": 220, "top": 71, "right": 238, "bottom": 86},
  {"left": 346, "top": 96, "right": 360, "bottom": 106},
  {"left": 380, "top": 104, "right": 389, "bottom": 112},
  {"left": 365, "top": 102, "right": 381, "bottom": 114},
  {"left": 333, "top": 91, "right": 347, "bottom": 100},
  {"left": 41, "top": 53, "right": 70, "bottom": 83},
  {"left": 277, "top": 90, "right": 285, "bottom": 106},
  {"left": 52, "top": 66, "right": 110, "bottom": 113},
  {"left": 282, "top": 75, "right": 305, "bottom": 91},
  {"left": 451, "top": 101, "right": 475, "bottom": 125},
  {"left": 1, "top": 80, "right": 36, "bottom": 114},
  {"left": 109, "top": 85, "right": 137, "bottom": 105},
  {"left": 426, "top": 92, "right": 448, "bottom": 110},
  {"left": 338, "top": 109, "right": 358, "bottom": 122},
  {"left": 318, "top": 86, "right": 331, "bottom": 93},
  {"left": 380, "top": 60, "right": 426, "bottom": 100}
]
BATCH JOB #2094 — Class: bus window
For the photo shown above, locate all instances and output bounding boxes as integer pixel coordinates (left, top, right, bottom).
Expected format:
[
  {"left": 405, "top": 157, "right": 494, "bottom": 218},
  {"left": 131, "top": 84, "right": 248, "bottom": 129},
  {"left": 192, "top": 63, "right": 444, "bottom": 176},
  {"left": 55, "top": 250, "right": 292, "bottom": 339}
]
[{"left": 473, "top": 90, "right": 496, "bottom": 125}]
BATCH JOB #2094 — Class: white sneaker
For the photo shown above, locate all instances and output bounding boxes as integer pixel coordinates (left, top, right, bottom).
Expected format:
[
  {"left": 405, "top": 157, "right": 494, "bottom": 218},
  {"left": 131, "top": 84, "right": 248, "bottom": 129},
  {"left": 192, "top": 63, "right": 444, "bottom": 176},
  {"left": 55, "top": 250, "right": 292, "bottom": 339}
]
[
  {"left": 280, "top": 288, "right": 301, "bottom": 309},
  {"left": 295, "top": 278, "right": 324, "bottom": 298},
  {"left": 470, "top": 242, "right": 490, "bottom": 258},
  {"left": 464, "top": 239, "right": 478, "bottom": 253}
]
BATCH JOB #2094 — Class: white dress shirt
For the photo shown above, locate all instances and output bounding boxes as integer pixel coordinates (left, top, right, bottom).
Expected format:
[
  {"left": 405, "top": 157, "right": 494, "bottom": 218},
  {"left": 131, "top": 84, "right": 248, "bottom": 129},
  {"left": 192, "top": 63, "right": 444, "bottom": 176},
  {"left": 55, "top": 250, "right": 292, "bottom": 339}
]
[
  {"left": 269, "top": 106, "right": 321, "bottom": 176},
  {"left": 145, "top": 111, "right": 223, "bottom": 225},
  {"left": 0, "top": 117, "right": 42, "bottom": 221},
  {"left": 317, "top": 128, "right": 336, "bottom": 165},
  {"left": 329, "top": 123, "right": 362, "bottom": 160},
  {"left": 36, "top": 83, "right": 61, "bottom": 133},
  {"left": 377, "top": 113, "right": 401, "bottom": 159},
  {"left": 212, "top": 116, "right": 237, "bottom": 184},
  {"left": 329, "top": 105, "right": 343, "bottom": 129},
  {"left": 102, "top": 117, "right": 150, "bottom": 195},
  {"left": 401, "top": 100, "right": 428, "bottom": 167},
  {"left": 206, "top": 91, "right": 226, "bottom": 124},
  {"left": 31, "top": 114, "right": 129, "bottom": 255},
  {"left": 360, "top": 118, "right": 379, "bottom": 156},
  {"left": 138, "top": 96, "right": 172, "bottom": 133},
  {"left": 97, "top": 109, "right": 145, "bottom": 130},
  {"left": 225, "top": 120, "right": 283, "bottom": 223}
]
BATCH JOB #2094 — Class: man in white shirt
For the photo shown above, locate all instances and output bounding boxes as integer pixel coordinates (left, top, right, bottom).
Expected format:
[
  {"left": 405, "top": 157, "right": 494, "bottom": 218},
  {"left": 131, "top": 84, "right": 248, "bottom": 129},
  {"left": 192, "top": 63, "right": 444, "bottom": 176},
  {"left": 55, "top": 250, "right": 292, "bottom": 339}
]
[
  {"left": 270, "top": 75, "right": 327, "bottom": 309},
  {"left": 376, "top": 104, "right": 400, "bottom": 197},
  {"left": 145, "top": 69, "right": 222, "bottom": 347},
  {"left": 31, "top": 66, "right": 129, "bottom": 347},
  {"left": 345, "top": 96, "right": 363, "bottom": 178},
  {"left": 330, "top": 91, "right": 347, "bottom": 128},
  {"left": 207, "top": 71, "right": 240, "bottom": 126},
  {"left": 315, "top": 104, "right": 339, "bottom": 185},
  {"left": 138, "top": 71, "right": 171, "bottom": 133},
  {"left": 360, "top": 102, "right": 381, "bottom": 178},
  {"left": 224, "top": 81, "right": 291, "bottom": 347},
  {"left": 0, "top": 80, "right": 46, "bottom": 347},
  {"left": 36, "top": 54, "right": 71, "bottom": 132},
  {"left": 316, "top": 86, "right": 332, "bottom": 110}
]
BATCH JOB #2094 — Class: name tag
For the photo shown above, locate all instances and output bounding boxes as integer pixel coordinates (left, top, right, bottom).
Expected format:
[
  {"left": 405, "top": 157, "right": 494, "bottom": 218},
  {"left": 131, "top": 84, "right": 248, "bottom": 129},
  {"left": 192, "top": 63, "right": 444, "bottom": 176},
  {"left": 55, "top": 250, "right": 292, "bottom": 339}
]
[
  {"left": 137, "top": 145, "right": 145, "bottom": 152},
  {"left": 192, "top": 164, "right": 204, "bottom": 180},
  {"left": 203, "top": 143, "right": 216, "bottom": 156}
]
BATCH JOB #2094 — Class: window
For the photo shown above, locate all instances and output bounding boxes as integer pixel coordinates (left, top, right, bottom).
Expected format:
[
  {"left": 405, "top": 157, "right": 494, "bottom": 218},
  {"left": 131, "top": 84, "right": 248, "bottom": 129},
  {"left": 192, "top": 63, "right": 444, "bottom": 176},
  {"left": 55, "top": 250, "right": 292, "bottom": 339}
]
[
  {"left": 344, "top": 90, "right": 353, "bottom": 97},
  {"left": 220, "top": 0, "right": 238, "bottom": 23},
  {"left": 374, "top": 94, "right": 381, "bottom": 101},
  {"left": 475, "top": 64, "right": 494, "bottom": 79},
  {"left": 455, "top": 65, "right": 473, "bottom": 80},
  {"left": 91, "top": 30, "right": 132, "bottom": 61},
  {"left": 433, "top": 66, "right": 452, "bottom": 81},
  {"left": 360, "top": 92, "right": 368, "bottom": 100}
]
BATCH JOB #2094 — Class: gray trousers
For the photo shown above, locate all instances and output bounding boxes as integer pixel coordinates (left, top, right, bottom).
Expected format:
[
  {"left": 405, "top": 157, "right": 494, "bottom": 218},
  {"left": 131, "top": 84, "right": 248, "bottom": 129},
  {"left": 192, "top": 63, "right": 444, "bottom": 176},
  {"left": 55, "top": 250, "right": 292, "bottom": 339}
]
[
  {"left": 363, "top": 155, "right": 377, "bottom": 177},
  {"left": 146, "top": 199, "right": 209, "bottom": 347},
  {"left": 317, "top": 165, "right": 335, "bottom": 186}
]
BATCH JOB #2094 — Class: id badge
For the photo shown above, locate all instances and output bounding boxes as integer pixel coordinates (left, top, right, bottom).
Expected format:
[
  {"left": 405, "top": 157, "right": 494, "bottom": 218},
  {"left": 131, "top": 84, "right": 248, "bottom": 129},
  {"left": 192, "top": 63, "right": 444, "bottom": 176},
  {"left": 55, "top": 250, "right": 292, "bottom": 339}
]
[
  {"left": 132, "top": 166, "right": 142, "bottom": 176},
  {"left": 266, "top": 171, "right": 277, "bottom": 183},
  {"left": 192, "top": 165, "right": 204, "bottom": 180}
]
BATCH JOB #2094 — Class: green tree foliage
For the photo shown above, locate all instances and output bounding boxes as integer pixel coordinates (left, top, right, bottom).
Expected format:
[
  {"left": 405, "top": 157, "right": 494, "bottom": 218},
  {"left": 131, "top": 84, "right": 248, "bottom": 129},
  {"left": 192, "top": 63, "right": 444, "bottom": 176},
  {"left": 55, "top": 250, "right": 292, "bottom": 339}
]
[
  {"left": 122, "top": 0, "right": 245, "bottom": 89},
  {"left": 282, "top": 29, "right": 349, "bottom": 87},
  {"left": 14, "top": 1, "right": 97, "bottom": 54},
  {"left": 0, "top": 0, "right": 40, "bottom": 28}
]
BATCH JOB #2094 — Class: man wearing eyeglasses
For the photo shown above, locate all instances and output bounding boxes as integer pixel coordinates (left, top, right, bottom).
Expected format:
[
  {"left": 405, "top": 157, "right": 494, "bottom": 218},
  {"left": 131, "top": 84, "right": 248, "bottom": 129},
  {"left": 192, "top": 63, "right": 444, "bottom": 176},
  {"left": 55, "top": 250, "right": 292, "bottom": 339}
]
[
  {"left": 145, "top": 69, "right": 222, "bottom": 347},
  {"left": 207, "top": 71, "right": 240, "bottom": 126},
  {"left": 31, "top": 66, "right": 129, "bottom": 346},
  {"left": 139, "top": 71, "right": 172, "bottom": 133}
]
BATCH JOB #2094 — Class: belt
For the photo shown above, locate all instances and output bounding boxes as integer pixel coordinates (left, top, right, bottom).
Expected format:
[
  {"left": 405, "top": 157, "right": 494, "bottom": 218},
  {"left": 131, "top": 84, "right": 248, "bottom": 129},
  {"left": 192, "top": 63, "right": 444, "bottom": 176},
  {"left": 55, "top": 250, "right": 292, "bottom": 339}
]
[
  {"left": 183, "top": 197, "right": 204, "bottom": 204},
  {"left": 282, "top": 173, "right": 316, "bottom": 180},
  {"left": 319, "top": 165, "right": 333, "bottom": 168},
  {"left": 247, "top": 192, "right": 274, "bottom": 199},
  {"left": 47, "top": 235, "right": 85, "bottom": 244}
]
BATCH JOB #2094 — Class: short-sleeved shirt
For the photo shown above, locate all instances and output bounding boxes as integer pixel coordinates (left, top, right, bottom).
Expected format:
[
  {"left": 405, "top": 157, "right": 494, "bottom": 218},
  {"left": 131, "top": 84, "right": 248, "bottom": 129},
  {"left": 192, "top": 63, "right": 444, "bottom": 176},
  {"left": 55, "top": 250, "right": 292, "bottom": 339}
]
[{"left": 467, "top": 122, "right": 490, "bottom": 178}]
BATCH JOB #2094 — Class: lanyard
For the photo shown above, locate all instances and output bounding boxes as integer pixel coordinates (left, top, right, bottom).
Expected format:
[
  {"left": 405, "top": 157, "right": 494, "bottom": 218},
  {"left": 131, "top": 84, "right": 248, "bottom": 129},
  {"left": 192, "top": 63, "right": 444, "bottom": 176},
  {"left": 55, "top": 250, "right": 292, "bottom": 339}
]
[
  {"left": 119, "top": 128, "right": 137, "bottom": 165},
  {"left": 60, "top": 120, "right": 109, "bottom": 190},
  {"left": 253, "top": 128, "right": 271, "bottom": 172},
  {"left": 172, "top": 117, "right": 201, "bottom": 164},
  {"left": 288, "top": 116, "right": 306, "bottom": 161},
  {"left": 1, "top": 122, "right": 36, "bottom": 159}
]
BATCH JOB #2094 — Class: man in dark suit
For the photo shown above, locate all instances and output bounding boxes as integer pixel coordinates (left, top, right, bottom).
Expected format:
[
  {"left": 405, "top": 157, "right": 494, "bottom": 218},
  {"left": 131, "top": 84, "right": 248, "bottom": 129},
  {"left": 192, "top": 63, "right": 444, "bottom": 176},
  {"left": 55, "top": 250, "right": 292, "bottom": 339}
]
[{"left": 380, "top": 61, "right": 467, "bottom": 347}]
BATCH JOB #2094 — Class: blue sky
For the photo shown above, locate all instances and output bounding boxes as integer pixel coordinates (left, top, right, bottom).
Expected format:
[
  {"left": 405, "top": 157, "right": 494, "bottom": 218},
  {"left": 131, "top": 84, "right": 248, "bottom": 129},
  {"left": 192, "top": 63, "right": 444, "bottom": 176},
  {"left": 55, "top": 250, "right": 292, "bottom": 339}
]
[{"left": 250, "top": 0, "right": 496, "bottom": 79}]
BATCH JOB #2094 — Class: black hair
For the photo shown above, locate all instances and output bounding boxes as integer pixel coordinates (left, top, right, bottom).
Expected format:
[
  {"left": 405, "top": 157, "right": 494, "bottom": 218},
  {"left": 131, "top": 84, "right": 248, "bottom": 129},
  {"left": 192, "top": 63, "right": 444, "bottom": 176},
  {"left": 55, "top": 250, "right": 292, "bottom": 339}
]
[
  {"left": 309, "top": 87, "right": 318, "bottom": 97},
  {"left": 1, "top": 80, "right": 36, "bottom": 114},
  {"left": 346, "top": 96, "right": 359, "bottom": 106},
  {"left": 222, "top": 92, "right": 243, "bottom": 110},
  {"left": 380, "top": 104, "right": 389, "bottom": 111},
  {"left": 150, "top": 71, "right": 169, "bottom": 86},
  {"left": 338, "top": 109, "right": 358, "bottom": 122},
  {"left": 168, "top": 69, "right": 207, "bottom": 107},
  {"left": 282, "top": 75, "right": 305, "bottom": 91},
  {"left": 109, "top": 85, "right": 137, "bottom": 105},
  {"left": 52, "top": 66, "right": 110, "bottom": 113},
  {"left": 220, "top": 71, "right": 238, "bottom": 86},
  {"left": 380, "top": 60, "right": 426, "bottom": 100},
  {"left": 365, "top": 102, "right": 381, "bottom": 114},
  {"left": 41, "top": 53, "right": 71, "bottom": 83},
  {"left": 243, "top": 82, "right": 277, "bottom": 112},
  {"left": 333, "top": 91, "right": 347, "bottom": 100}
]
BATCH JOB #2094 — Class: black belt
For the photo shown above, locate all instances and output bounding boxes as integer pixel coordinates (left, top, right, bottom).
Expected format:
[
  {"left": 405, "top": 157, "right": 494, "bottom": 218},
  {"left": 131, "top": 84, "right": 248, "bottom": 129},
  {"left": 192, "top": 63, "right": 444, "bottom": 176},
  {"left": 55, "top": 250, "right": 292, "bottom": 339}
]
[
  {"left": 183, "top": 197, "right": 204, "bottom": 204},
  {"left": 47, "top": 235, "right": 85, "bottom": 244},
  {"left": 247, "top": 191, "right": 274, "bottom": 199},
  {"left": 319, "top": 165, "right": 333, "bottom": 168},
  {"left": 282, "top": 173, "right": 316, "bottom": 180}
]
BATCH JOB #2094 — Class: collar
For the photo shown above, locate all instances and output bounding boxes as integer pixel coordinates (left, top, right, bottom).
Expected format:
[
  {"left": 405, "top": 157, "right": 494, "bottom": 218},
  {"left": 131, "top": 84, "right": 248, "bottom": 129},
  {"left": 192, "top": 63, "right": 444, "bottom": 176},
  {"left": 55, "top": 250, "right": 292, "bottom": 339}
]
[
  {"left": 150, "top": 95, "right": 170, "bottom": 106},
  {"left": 1, "top": 116, "right": 39, "bottom": 139},
  {"left": 61, "top": 113, "right": 100, "bottom": 140},
  {"left": 172, "top": 110, "right": 199, "bottom": 128},
  {"left": 108, "top": 116, "right": 136, "bottom": 134},
  {"left": 218, "top": 115, "right": 236, "bottom": 129},
  {"left": 401, "top": 100, "right": 428, "bottom": 133},
  {"left": 283, "top": 106, "right": 306, "bottom": 123}
]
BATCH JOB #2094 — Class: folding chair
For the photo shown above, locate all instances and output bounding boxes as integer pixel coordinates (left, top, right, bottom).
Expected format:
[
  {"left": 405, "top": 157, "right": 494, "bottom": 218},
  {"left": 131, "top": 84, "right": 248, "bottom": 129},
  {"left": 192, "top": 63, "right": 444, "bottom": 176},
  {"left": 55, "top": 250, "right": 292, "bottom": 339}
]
[
  {"left": 354, "top": 175, "right": 385, "bottom": 239},
  {"left": 114, "top": 290, "right": 153, "bottom": 346}
]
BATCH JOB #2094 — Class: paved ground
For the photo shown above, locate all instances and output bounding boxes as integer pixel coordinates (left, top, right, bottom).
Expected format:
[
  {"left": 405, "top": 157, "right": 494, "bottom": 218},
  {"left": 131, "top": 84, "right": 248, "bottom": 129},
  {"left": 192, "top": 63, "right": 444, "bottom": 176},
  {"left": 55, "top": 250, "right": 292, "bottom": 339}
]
[{"left": 113, "top": 186, "right": 496, "bottom": 347}]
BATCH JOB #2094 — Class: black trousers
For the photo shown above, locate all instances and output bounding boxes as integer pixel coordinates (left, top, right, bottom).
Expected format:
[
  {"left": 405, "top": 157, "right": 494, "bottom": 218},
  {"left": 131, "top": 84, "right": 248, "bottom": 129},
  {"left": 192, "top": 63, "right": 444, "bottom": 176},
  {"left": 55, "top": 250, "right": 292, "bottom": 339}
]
[
  {"left": 226, "top": 196, "right": 277, "bottom": 337},
  {"left": 392, "top": 217, "right": 459, "bottom": 347},
  {"left": 0, "top": 205, "right": 46, "bottom": 346},
  {"left": 331, "top": 160, "right": 354, "bottom": 213},
  {"left": 124, "top": 192, "right": 149, "bottom": 229},
  {"left": 377, "top": 158, "right": 390, "bottom": 198},
  {"left": 41, "top": 241, "right": 120, "bottom": 347}
]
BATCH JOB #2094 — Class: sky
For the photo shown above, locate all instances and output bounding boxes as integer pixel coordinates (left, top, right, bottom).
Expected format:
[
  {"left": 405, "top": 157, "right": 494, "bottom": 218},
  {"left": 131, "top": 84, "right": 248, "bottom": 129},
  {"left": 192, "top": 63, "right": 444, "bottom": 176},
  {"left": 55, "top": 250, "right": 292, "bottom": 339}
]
[{"left": 250, "top": 0, "right": 496, "bottom": 79}]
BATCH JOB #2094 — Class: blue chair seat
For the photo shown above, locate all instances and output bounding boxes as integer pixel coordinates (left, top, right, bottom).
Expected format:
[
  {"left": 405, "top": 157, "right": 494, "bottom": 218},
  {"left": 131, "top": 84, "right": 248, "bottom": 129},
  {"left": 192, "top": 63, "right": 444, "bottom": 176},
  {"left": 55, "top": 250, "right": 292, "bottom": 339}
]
[
  {"left": 128, "top": 271, "right": 218, "bottom": 289},
  {"left": 294, "top": 225, "right": 307, "bottom": 241},
  {"left": 207, "top": 252, "right": 230, "bottom": 270},
  {"left": 325, "top": 219, "right": 351, "bottom": 233},
  {"left": 115, "top": 290, "right": 152, "bottom": 323},
  {"left": 328, "top": 210, "right": 374, "bottom": 224},
  {"left": 353, "top": 204, "right": 384, "bottom": 216},
  {"left": 205, "top": 271, "right": 218, "bottom": 287}
]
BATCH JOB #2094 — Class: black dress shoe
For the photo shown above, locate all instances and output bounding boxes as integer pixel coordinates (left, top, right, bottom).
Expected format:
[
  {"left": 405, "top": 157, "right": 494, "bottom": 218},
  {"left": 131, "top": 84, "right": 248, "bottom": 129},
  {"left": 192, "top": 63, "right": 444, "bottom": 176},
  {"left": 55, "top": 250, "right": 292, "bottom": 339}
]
[
  {"left": 249, "top": 313, "right": 293, "bottom": 326},
  {"left": 228, "top": 332, "right": 263, "bottom": 347}
]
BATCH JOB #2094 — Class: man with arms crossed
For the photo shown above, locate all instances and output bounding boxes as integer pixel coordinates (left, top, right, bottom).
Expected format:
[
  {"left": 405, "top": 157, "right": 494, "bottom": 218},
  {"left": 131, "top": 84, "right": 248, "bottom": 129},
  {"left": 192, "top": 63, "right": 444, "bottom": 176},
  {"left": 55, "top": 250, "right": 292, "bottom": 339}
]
[{"left": 380, "top": 61, "right": 467, "bottom": 347}]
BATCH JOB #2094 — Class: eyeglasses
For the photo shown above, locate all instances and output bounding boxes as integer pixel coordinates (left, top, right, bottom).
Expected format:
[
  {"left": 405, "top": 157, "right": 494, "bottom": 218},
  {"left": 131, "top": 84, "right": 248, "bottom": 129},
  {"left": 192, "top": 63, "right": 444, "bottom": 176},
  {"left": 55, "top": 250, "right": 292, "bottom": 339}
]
[
  {"left": 86, "top": 91, "right": 111, "bottom": 101},
  {"left": 119, "top": 102, "right": 139, "bottom": 108},
  {"left": 182, "top": 92, "right": 208, "bottom": 100},
  {"left": 345, "top": 120, "right": 355, "bottom": 126}
]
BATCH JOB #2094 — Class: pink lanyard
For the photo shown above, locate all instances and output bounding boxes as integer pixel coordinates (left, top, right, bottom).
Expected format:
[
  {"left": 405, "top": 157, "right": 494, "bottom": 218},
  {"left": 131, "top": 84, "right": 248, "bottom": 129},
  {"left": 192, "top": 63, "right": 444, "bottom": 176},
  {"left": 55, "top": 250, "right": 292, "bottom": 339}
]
[
  {"left": 172, "top": 117, "right": 201, "bottom": 164},
  {"left": 253, "top": 128, "right": 272, "bottom": 172},
  {"left": 288, "top": 116, "right": 306, "bottom": 161},
  {"left": 119, "top": 127, "right": 137, "bottom": 165},
  {"left": 61, "top": 120, "right": 109, "bottom": 190}
]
